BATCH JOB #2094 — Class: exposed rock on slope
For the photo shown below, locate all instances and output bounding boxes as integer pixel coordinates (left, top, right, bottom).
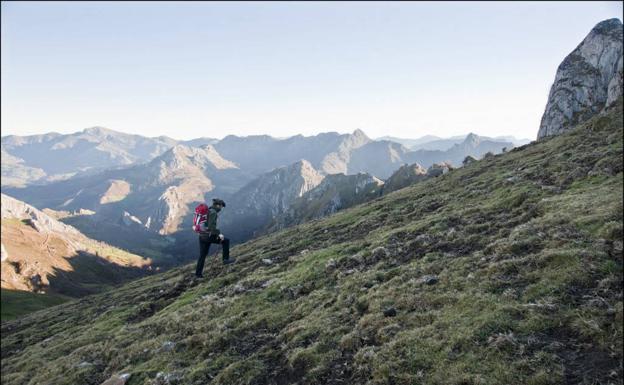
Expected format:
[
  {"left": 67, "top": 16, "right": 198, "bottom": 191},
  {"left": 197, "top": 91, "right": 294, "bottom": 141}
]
[
  {"left": 348, "top": 140, "right": 410, "bottom": 179},
  {"left": 266, "top": 172, "right": 384, "bottom": 232},
  {"left": 0, "top": 194, "right": 151, "bottom": 298},
  {"left": 382, "top": 162, "right": 428, "bottom": 194},
  {"left": 538, "top": 18, "right": 623, "bottom": 139},
  {"left": 1, "top": 193, "right": 82, "bottom": 237},
  {"left": 3, "top": 144, "right": 245, "bottom": 238}
]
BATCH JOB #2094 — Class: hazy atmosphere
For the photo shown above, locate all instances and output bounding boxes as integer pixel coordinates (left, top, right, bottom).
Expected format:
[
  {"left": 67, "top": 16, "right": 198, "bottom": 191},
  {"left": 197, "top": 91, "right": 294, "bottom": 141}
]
[{"left": 1, "top": 1, "right": 622, "bottom": 140}]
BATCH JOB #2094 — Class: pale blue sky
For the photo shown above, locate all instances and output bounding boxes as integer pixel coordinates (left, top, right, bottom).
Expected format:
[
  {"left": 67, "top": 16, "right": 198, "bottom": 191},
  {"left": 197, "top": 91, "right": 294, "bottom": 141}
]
[{"left": 1, "top": 1, "right": 622, "bottom": 140}]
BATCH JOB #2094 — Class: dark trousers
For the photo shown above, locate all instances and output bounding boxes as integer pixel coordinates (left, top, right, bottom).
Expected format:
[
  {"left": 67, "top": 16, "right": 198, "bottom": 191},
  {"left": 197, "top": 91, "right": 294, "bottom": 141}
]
[{"left": 195, "top": 234, "right": 230, "bottom": 276}]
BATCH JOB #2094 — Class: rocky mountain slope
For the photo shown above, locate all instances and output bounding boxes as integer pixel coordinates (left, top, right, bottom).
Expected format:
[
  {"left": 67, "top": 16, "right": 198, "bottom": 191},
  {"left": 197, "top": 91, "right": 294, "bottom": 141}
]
[
  {"left": 220, "top": 160, "right": 325, "bottom": 242},
  {"left": 212, "top": 129, "right": 372, "bottom": 176},
  {"left": 1, "top": 98, "right": 621, "bottom": 385},
  {"left": 2, "top": 144, "right": 253, "bottom": 264},
  {"left": 538, "top": 18, "right": 623, "bottom": 138},
  {"left": 382, "top": 162, "right": 431, "bottom": 194},
  {"left": 3, "top": 144, "right": 247, "bottom": 232},
  {"left": 0, "top": 194, "right": 153, "bottom": 320},
  {"left": 265, "top": 162, "right": 453, "bottom": 234},
  {"left": 348, "top": 140, "right": 410, "bottom": 179},
  {"left": 265, "top": 172, "right": 384, "bottom": 233}
]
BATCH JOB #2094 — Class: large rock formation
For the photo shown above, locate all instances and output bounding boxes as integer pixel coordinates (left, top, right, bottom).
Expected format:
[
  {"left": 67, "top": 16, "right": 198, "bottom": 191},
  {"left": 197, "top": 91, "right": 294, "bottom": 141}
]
[
  {"left": 382, "top": 163, "right": 428, "bottom": 194},
  {"left": 538, "top": 18, "right": 623, "bottom": 139}
]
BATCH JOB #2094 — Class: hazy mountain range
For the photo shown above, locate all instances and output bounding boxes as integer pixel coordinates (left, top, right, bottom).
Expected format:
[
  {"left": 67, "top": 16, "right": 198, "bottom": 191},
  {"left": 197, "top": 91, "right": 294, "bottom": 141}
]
[
  {"left": 378, "top": 134, "right": 531, "bottom": 151},
  {"left": 2, "top": 127, "right": 515, "bottom": 187},
  {"left": 2, "top": 127, "right": 514, "bottom": 259}
]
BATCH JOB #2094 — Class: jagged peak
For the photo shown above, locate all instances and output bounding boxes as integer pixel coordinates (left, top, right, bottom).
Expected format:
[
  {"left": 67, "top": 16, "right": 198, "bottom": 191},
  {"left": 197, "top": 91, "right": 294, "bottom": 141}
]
[
  {"left": 152, "top": 143, "right": 237, "bottom": 170},
  {"left": 463, "top": 133, "right": 481, "bottom": 146},
  {"left": 352, "top": 128, "right": 368, "bottom": 138},
  {"left": 292, "top": 159, "right": 314, "bottom": 170}
]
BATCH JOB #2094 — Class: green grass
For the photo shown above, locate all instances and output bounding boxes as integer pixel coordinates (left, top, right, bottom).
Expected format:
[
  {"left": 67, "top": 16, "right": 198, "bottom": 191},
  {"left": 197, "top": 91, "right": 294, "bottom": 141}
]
[
  {"left": 1, "top": 100, "right": 622, "bottom": 385},
  {"left": 1, "top": 289, "right": 71, "bottom": 322}
]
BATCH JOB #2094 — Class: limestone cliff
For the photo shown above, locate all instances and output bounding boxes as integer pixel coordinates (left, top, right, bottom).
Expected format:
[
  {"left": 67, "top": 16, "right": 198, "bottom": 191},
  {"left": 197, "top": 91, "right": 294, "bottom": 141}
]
[{"left": 538, "top": 18, "right": 623, "bottom": 139}]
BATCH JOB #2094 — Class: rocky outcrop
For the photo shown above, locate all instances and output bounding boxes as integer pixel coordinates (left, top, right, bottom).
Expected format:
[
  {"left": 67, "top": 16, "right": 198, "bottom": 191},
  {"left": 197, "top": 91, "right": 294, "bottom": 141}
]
[
  {"left": 383, "top": 163, "right": 428, "bottom": 194},
  {"left": 382, "top": 161, "right": 453, "bottom": 195},
  {"left": 538, "top": 18, "right": 623, "bottom": 139},
  {"left": 1, "top": 193, "right": 81, "bottom": 237},
  {"left": 426, "top": 162, "right": 453, "bottom": 177}
]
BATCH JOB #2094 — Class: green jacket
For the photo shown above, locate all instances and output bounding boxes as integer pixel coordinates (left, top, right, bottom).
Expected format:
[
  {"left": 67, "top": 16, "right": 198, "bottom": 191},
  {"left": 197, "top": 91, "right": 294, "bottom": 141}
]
[{"left": 205, "top": 207, "right": 220, "bottom": 235}]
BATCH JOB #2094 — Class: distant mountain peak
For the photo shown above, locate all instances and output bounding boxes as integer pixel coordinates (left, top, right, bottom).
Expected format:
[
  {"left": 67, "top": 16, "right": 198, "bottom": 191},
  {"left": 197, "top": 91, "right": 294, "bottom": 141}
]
[
  {"left": 157, "top": 144, "right": 237, "bottom": 170},
  {"left": 83, "top": 126, "right": 116, "bottom": 135},
  {"left": 352, "top": 128, "right": 368, "bottom": 138},
  {"left": 464, "top": 133, "right": 480, "bottom": 146},
  {"left": 293, "top": 159, "right": 314, "bottom": 170}
]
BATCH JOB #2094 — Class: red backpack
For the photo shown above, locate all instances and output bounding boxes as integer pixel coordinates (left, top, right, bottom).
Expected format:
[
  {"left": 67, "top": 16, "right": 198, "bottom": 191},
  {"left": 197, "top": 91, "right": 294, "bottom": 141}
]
[{"left": 193, "top": 203, "right": 210, "bottom": 233}]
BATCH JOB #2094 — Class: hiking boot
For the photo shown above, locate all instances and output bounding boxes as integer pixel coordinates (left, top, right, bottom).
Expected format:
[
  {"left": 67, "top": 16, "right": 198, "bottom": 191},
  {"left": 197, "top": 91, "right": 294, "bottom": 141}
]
[
  {"left": 223, "top": 258, "right": 236, "bottom": 265},
  {"left": 194, "top": 274, "right": 204, "bottom": 279}
]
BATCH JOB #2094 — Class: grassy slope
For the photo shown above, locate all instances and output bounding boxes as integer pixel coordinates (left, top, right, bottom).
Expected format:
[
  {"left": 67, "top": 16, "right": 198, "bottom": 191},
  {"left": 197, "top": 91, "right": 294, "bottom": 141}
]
[
  {"left": 0, "top": 289, "right": 71, "bottom": 322},
  {"left": 1, "top": 102, "right": 622, "bottom": 385}
]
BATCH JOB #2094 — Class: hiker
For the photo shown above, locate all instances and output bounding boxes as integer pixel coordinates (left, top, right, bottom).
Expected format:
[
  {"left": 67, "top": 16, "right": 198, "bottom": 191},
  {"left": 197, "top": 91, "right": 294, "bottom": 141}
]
[{"left": 194, "top": 198, "right": 235, "bottom": 278}]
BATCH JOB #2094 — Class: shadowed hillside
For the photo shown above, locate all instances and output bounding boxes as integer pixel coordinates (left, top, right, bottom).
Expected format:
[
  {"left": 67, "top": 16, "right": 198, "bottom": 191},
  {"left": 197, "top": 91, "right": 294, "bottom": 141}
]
[{"left": 1, "top": 98, "right": 621, "bottom": 385}]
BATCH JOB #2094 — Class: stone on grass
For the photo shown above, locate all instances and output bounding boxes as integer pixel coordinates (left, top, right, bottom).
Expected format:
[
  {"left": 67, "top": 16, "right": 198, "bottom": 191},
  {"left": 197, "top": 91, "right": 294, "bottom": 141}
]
[
  {"left": 153, "top": 372, "right": 182, "bottom": 385},
  {"left": 418, "top": 275, "right": 439, "bottom": 285},
  {"left": 160, "top": 341, "right": 176, "bottom": 352},
  {"left": 100, "top": 373, "right": 131, "bottom": 385},
  {"left": 325, "top": 258, "right": 337, "bottom": 273},
  {"left": 383, "top": 307, "right": 397, "bottom": 317}
]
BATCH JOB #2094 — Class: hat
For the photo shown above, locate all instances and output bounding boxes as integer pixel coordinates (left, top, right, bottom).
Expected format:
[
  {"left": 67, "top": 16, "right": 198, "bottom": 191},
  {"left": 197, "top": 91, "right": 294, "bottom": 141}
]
[{"left": 212, "top": 198, "right": 226, "bottom": 207}]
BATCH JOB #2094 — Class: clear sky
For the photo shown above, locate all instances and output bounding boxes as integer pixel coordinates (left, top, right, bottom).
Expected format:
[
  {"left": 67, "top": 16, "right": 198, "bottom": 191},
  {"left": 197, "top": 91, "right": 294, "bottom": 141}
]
[{"left": 1, "top": 1, "right": 622, "bottom": 140}]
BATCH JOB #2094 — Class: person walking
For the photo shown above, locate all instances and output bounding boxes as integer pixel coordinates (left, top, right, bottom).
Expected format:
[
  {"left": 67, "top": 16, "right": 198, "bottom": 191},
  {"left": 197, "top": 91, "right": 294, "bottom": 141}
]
[{"left": 194, "top": 198, "right": 235, "bottom": 279}]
